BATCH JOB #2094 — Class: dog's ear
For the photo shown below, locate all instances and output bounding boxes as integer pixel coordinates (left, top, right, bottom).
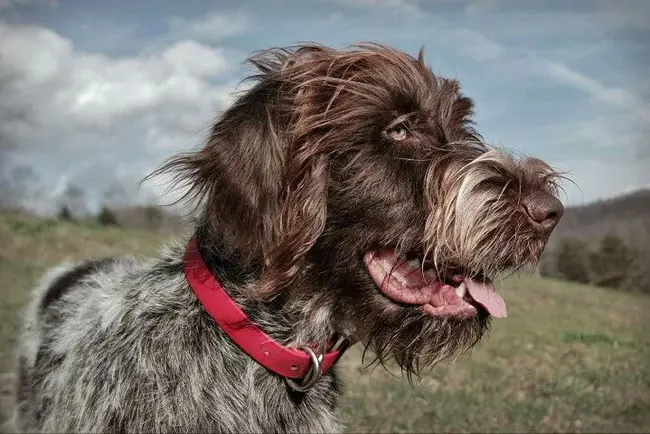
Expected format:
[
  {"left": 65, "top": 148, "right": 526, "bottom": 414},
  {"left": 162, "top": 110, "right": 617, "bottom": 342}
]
[
  {"left": 260, "top": 148, "right": 329, "bottom": 298},
  {"left": 257, "top": 47, "right": 334, "bottom": 298},
  {"left": 150, "top": 47, "right": 331, "bottom": 298},
  {"left": 148, "top": 80, "right": 287, "bottom": 264}
]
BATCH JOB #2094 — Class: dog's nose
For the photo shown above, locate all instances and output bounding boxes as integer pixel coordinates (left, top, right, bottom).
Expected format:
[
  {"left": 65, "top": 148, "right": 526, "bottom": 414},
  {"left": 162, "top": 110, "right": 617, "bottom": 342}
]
[{"left": 521, "top": 191, "right": 564, "bottom": 233}]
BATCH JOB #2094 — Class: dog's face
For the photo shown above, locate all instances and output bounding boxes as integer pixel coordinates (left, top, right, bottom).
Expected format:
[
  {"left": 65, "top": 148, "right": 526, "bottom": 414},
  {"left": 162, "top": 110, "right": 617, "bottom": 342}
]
[{"left": 160, "top": 44, "right": 564, "bottom": 375}]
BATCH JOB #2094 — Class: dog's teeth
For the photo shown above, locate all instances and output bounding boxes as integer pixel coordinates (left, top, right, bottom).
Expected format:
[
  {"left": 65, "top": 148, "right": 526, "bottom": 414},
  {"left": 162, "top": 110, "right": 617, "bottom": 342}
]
[
  {"left": 407, "top": 258, "right": 421, "bottom": 269},
  {"left": 455, "top": 283, "right": 466, "bottom": 298}
]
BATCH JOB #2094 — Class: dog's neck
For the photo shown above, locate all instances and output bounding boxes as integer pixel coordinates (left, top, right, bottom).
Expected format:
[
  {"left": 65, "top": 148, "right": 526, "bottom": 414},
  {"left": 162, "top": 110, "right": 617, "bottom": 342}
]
[{"left": 193, "top": 222, "right": 338, "bottom": 348}]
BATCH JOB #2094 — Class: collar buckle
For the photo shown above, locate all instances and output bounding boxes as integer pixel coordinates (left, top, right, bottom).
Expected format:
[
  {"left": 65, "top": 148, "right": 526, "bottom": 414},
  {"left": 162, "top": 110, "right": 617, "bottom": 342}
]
[
  {"left": 284, "top": 335, "right": 349, "bottom": 393},
  {"left": 284, "top": 342, "right": 325, "bottom": 392}
]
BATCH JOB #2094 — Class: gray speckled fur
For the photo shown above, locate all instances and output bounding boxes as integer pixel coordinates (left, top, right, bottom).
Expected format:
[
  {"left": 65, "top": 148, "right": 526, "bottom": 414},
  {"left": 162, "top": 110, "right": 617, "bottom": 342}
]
[{"left": 15, "top": 240, "right": 343, "bottom": 433}]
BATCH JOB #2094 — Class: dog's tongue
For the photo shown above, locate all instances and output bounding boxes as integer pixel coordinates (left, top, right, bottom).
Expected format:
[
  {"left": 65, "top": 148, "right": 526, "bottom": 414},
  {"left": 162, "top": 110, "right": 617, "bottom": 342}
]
[
  {"left": 464, "top": 277, "right": 507, "bottom": 318},
  {"left": 364, "top": 250, "right": 508, "bottom": 318}
]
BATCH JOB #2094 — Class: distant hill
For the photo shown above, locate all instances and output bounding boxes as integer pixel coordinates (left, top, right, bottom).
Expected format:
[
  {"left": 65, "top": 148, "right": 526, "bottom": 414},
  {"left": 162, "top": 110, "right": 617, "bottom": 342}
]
[
  {"left": 539, "top": 188, "right": 650, "bottom": 288},
  {"left": 550, "top": 188, "right": 650, "bottom": 251}
]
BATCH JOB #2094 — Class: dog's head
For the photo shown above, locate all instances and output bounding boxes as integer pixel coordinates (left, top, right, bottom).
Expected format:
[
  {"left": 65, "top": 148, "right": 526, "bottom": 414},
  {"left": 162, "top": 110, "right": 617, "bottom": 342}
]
[{"left": 158, "top": 43, "right": 564, "bottom": 375}]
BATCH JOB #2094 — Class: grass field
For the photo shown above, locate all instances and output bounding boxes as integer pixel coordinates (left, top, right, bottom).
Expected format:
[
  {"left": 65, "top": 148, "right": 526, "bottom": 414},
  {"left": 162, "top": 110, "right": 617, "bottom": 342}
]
[{"left": 1, "top": 211, "right": 649, "bottom": 432}]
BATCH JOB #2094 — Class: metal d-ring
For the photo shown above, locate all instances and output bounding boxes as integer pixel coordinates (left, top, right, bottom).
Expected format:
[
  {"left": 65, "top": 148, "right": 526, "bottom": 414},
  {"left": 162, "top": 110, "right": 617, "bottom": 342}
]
[{"left": 284, "top": 341, "right": 326, "bottom": 393}]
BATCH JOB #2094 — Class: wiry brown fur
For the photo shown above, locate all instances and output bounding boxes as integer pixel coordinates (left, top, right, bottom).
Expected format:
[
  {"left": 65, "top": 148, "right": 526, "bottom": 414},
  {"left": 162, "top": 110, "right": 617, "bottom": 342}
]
[
  {"left": 17, "top": 43, "right": 564, "bottom": 433},
  {"left": 149, "top": 42, "right": 565, "bottom": 375},
  {"left": 155, "top": 43, "right": 489, "bottom": 295},
  {"left": 147, "top": 42, "right": 564, "bottom": 377}
]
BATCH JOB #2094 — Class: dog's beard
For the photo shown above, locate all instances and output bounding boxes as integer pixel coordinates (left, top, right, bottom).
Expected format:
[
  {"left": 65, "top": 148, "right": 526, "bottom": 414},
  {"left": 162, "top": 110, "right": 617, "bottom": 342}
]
[
  {"left": 328, "top": 264, "right": 491, "bottom": 379},
  {"left": 358, "top": 297, "right": 490, "bottom": 379},
  {"left": 423, "top": 149, "right": 562, "bottom": 280}
]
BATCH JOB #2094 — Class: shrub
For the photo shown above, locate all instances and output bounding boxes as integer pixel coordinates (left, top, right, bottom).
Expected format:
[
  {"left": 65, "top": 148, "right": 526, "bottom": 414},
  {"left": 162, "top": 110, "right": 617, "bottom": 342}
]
[
  {"left": 588, "top": 234, "right": 636, "bottom": 289},
  {"left": 554, "top": 237, "right": 590, "bottom": 284},
  {"left": 57, "top": 205, "right": 74, "bottom": 221},
  {"left": 97, "top": 205, "right": 119, "bottom": 226}
]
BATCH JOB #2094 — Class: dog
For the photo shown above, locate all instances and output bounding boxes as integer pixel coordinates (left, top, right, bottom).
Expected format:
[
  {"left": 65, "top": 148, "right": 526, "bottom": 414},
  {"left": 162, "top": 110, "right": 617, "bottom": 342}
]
[{"left": 14, "top": 43, "right": 564, "bottom": 433}]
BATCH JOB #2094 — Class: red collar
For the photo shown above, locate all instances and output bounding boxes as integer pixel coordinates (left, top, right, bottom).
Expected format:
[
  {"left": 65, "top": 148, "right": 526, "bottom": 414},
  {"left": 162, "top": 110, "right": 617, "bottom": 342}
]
[{"left": 183, "top": 237, "right": 347, "bottom": 381}]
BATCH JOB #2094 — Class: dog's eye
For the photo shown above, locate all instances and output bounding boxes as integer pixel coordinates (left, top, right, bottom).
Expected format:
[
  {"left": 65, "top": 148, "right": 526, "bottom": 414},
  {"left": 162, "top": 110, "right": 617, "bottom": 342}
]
[{"left": 386, "top": 123, "right": 409, "bottom": 141}]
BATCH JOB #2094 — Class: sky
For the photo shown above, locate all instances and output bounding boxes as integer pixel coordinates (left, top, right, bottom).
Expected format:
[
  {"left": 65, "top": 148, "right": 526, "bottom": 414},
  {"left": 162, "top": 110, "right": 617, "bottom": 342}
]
[{"left": 0, "top": 0, "right": 649, "bottom": 215}]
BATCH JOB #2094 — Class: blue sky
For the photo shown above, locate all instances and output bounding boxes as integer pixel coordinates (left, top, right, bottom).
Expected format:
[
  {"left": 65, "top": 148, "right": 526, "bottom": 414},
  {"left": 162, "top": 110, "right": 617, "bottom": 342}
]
[{"left": 1, "top": 0, "right": 648, "bottom": 214}]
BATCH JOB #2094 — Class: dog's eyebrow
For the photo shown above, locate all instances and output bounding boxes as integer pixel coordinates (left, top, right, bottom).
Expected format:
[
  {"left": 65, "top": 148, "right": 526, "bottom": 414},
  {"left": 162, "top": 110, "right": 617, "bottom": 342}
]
[{"left": 385, "top": 112, "right": 417, "bottom": 129}]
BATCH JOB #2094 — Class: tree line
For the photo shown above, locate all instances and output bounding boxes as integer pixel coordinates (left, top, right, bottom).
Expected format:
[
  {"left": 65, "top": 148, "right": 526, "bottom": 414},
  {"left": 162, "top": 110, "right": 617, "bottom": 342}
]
[
  {"left": 58, "top": 203, "right": 164, "bottom": 230},
  {"left": 540, "top": 234, "right": 650, "bottom": 294}
]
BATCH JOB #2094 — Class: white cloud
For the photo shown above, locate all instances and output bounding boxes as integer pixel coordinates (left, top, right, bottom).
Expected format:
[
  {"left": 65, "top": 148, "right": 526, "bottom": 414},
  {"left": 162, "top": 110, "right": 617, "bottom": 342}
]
[
  {"left": 0, "top": 22, "right": 71, "bottom": 84},
  {"left": 162, "top": 40, "right": 230, "bottom": 76},
  {"left": 0, "top": 20, "right": 245, "bottom": 214},
  {"left": 0, "top": 21, "right": 239, "bottom": 145},
  {"left": 542, "top": 61, "right": 638, "bottom": 107},
  {"left": 168, "top": 12, "right": 247, "bottom": 43}
]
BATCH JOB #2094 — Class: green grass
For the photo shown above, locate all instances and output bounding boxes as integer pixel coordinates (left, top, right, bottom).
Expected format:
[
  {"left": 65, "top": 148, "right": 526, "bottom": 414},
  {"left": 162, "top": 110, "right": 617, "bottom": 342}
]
[{"left": 1, "top": 212, "right": 649, "bottom": 432}]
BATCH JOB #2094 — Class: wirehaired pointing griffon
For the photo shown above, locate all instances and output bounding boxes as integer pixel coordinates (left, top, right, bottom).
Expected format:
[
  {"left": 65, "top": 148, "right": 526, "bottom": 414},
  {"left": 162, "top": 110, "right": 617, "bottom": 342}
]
[{"left": 15, "top": 43, "right": 564, "bottom": 433}]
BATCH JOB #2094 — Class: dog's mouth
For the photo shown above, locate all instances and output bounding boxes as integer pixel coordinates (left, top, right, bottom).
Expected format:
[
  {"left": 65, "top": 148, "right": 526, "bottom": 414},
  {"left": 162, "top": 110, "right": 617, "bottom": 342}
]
[{"left": 363, "top": 250, "right": 507, "bottom": 319}]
